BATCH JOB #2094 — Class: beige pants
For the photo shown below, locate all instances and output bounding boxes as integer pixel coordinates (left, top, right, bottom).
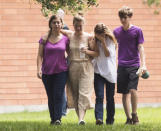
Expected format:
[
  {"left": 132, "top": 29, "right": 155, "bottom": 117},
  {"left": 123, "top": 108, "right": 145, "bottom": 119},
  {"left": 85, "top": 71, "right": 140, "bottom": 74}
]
[{"left": 67, "top": 60, "right": 94, "bottom": 111}]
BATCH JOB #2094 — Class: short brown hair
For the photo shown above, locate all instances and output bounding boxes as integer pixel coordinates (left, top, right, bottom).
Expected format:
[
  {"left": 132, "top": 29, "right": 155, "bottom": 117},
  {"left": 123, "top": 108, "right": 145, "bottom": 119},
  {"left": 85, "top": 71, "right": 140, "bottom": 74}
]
[{"left": 118, "top": 6, "right": 133, "bottom": 18}]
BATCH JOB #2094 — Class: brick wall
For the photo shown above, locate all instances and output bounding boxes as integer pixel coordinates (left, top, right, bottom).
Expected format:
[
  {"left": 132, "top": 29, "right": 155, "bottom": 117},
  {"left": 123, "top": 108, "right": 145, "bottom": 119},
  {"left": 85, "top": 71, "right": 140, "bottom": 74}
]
[{"left": 0, "top": 0, "right": 161, "bottom": 105}]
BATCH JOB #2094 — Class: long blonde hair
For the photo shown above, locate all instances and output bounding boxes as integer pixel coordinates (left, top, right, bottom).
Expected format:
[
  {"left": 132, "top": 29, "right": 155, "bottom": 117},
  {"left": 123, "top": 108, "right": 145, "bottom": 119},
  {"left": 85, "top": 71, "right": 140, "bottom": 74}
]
[{"left": 94, "top": 23, "right": 117, "bottom": 46}]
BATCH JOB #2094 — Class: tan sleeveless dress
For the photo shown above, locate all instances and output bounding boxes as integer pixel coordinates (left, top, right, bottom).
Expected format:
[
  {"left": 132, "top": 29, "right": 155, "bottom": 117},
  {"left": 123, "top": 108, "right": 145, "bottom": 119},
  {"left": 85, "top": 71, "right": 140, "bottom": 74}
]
[{"left": 67, "top": 32, "right": 94, "bottom": 110}]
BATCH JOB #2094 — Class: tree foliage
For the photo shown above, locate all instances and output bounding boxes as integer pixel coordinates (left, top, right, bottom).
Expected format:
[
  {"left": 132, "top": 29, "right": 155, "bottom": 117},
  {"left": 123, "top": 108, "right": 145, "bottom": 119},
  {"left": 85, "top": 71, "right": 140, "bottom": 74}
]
[
  {"left": 144, "top": 0, "right": 161, "bottom": 14},
  {"left": 33, "top": 0, "right": 98, "bottom": 17},
  {"left": 32, "top": 0, "right": 160, "bottom": 17}
]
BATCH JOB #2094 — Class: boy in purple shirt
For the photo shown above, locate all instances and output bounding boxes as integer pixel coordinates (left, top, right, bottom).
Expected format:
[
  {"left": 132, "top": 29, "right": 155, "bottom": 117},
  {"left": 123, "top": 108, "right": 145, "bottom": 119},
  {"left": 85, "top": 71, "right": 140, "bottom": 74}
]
[{"left": 113, "top": 6, "right": 147, "bottom": 125}]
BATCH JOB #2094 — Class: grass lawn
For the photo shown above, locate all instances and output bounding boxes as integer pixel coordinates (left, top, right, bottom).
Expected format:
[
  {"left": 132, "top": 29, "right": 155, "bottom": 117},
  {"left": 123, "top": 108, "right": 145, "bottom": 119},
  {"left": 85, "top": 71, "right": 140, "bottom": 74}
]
[{"left": 0, "top": 107, "right": 161, "bottom": 131}]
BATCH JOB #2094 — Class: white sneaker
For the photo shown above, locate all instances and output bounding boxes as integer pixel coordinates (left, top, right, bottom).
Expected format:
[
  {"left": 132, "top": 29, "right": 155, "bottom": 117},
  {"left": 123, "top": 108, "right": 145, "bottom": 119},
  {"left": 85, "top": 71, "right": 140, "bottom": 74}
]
[
  {"left": 78, "top": 120, "right": 85, "bottom": 125},
  {"left": 54, "top": 120, "right": 61, "bottom": 125}
]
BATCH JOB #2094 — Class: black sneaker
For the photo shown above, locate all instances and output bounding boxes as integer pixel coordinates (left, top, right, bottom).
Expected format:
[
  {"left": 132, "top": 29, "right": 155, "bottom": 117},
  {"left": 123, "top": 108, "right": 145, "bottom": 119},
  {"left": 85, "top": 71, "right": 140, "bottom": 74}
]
[
  {"left": 50, "top": 121, "right": 54, "bottom": 125},
  {"left": 96, "top": 119, "right": 103, "bottom": 125},
  {"left": 78, "top": 120, "right": 85, "bottom": 125},
  {"left": 125, "top": 118, "right": 133, "bottom": 125},
  {"left": 106, "top": 121, "right": 114, "bottom": 125}
]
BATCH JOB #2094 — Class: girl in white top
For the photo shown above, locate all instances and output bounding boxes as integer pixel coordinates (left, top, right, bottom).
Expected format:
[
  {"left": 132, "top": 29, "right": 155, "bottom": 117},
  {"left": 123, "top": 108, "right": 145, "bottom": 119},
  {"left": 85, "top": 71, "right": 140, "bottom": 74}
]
[{"left": 92, "top": 23, "right": 117, "bottom": 125}]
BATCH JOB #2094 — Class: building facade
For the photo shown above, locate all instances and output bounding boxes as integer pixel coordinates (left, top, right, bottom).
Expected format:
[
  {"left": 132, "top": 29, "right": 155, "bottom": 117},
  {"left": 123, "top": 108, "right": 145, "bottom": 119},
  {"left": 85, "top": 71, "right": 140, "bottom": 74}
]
[{"left": 0, "top": 0, "right": 161, "bottom": 108}]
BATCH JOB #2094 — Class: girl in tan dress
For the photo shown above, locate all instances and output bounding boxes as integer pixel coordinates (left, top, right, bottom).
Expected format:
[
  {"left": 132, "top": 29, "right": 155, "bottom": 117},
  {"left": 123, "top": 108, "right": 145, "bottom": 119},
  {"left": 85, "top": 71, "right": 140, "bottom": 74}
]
[{"left": 62, "top": 15, "right": 98, "bottom": 125}]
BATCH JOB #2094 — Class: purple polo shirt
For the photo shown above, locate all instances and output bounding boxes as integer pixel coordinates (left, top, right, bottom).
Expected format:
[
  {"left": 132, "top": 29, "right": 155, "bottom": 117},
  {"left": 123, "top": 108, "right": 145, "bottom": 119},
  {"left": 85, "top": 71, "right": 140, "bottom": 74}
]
[
  {"left": 39, "top": 35, "right": 69, "bottom": 75},
  {"left": 113, "top": 25, "right": 144, "bottom": 67}
]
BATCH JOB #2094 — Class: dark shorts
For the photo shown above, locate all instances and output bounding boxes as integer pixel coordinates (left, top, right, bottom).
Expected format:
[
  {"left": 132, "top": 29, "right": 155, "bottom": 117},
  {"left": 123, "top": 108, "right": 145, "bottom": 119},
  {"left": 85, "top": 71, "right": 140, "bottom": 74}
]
[{"left": 117, "top": 66, "right": 139, "bottom": 94}]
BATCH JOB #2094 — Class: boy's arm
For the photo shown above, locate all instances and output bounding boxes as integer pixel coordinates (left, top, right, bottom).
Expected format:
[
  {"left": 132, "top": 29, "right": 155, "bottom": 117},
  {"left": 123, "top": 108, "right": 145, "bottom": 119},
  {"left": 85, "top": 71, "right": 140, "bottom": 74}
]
[{"left": 138, "top": 44, "right": 147, "bottom": 73}]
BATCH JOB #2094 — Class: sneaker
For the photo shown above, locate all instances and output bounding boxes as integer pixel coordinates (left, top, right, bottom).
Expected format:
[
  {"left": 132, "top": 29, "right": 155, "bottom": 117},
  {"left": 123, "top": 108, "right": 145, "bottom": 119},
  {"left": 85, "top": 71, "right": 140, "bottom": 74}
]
[
  {"left": 132, "top": 113, "right": 139, "bottom": 125},
  {"left": 52, "top": 120, "right": 61, "bottom": 125},
  {"left": 106, "top": 121, "right": 114, "bottom": 125},
  {"left": 78, "top": 120, "right": 85, "bottom": 125},
  {"left": 125, "top": 118, "right": 133, "bottom": 125},
  {"left": 50, "top": 121, "right": 54, "bottom": 125},
  {"left": 96, "top": 119, "right": 103, "bottom": 125}
]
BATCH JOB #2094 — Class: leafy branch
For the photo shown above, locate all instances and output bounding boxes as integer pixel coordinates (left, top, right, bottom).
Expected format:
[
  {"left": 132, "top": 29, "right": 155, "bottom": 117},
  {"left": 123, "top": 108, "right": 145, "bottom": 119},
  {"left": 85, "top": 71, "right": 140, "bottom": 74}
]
[
  {"left": 32, "top": 0, "right": 98, "bottom": 17},
  {"left": 143, "top": 0, "right": 161, "bottom": 14}
]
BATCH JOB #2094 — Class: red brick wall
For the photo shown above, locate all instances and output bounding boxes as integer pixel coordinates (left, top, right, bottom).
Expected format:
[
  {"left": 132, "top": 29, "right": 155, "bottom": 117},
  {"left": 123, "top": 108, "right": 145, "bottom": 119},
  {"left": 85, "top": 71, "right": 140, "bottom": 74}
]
[{"left": 0, "top": 0, "right": 161, "bottom": 105}]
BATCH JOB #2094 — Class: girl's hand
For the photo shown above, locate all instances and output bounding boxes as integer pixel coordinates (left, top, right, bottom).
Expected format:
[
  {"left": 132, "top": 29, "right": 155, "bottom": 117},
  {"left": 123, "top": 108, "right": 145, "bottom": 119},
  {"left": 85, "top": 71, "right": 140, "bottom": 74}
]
[
  {"left": 88, "top": 37, "right": 95, "bottom": 44},
  {"left": 80, "top": 47, "right": 88, "bottom": 54},
  {"left": 95, "top": 34, "right": 106, "bottom": 43},
  {"left": 37, "top": 70, "right": 42, "bottom": 79},
  {"left": 42, "top": 33, "right": 48, "bottom": 41}
]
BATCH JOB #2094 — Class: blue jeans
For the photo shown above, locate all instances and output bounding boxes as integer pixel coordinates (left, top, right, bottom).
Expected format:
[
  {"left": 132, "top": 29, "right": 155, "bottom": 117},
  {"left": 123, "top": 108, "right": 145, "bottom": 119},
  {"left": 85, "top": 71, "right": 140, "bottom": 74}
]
[
  {"left": 94, "top": 73, "right": 115, "bottom": 124},
  {"left": 62, "top": 91, "right": 67, "bottom": 116},
  {"left": 42, "top": 71, "right": 68, "bottom": 122}
]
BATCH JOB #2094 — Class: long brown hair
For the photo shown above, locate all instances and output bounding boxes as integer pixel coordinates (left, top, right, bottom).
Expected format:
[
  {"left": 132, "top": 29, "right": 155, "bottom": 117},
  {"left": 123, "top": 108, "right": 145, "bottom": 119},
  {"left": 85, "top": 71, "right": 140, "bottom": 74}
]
[
  {"left": 43, "top": 15, "right": 63, "bottom": 45},
  {"left": 94, "top": 23, "right": 117, "bottom": 46}
]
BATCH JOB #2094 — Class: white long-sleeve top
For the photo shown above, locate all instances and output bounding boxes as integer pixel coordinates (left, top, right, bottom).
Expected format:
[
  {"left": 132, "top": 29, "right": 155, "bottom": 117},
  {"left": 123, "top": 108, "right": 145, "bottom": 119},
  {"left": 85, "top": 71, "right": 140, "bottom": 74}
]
[{"left": 92, "top": 37, "right": 117, "bottom": 83}]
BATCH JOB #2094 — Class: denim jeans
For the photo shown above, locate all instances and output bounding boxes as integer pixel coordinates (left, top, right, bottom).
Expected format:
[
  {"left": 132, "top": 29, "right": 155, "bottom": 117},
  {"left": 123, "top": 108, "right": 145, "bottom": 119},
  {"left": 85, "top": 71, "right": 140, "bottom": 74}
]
[
  {"left": 94, "top": 73, "right": 115, "bottom": 124},
  {"left": 62, "top": 91, "right": 67, "bottom": 116},
  {"left": 42, "top": 71, "right": 68, "bottom": 122}
]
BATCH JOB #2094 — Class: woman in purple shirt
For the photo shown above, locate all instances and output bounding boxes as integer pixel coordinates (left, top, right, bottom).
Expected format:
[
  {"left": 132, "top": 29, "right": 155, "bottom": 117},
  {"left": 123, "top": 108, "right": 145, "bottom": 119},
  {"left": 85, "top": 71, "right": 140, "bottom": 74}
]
[{"left": 37, "top": 15, "right": 69, "bottom": 125}]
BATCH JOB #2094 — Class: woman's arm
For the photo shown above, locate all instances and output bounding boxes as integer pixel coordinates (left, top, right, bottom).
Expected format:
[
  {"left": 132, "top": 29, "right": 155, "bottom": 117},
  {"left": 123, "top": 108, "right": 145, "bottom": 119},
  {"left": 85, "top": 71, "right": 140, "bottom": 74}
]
[
  {"left": 81, "top": 37, "right": 99, "bottom": 57},
  {"left": 66, "top": 43, "right": 70, "bottom": 56},
  {"left": 60, "top": 29, "right": 73, "bottom": 38},
  {"left": 42, "top": 30, "right": 72, "bottom": 41},
  {"left": 42, "top": 32, "right": 49, "bottom": 41},
  {"left": 37, "top": 44, "right": 44, "bottom": 79}
]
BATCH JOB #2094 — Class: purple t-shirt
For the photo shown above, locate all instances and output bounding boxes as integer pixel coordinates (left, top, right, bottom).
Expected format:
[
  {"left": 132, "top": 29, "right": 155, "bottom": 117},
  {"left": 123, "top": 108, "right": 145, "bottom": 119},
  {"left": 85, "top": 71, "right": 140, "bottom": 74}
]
[
  {"left": 114, "top": 25, "right": 144, "bottom": 67},
  {"left": 39, "top": 35, "right": 69, "bottom": 75}
]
